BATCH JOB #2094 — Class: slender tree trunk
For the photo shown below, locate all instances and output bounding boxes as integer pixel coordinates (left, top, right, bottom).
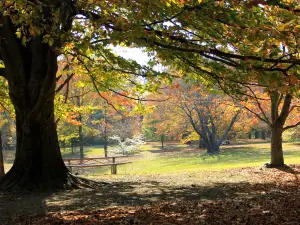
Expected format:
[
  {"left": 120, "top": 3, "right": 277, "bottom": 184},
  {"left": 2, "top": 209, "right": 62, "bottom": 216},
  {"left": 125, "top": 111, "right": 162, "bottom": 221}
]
[
  {"left": 104, "top": 140, "right": 108, "bottom": 157},
  {"left": 78, "top": 118, "right": 84, "bottom": 160},
  {"left": 76, "top": 96, "right": 84, "bottom": 161},
  {"left": 254, "top": 129, "right": 259, "bottom": 139},
  {"left": 270, "top": 126, "right": 284, "bottom": 166},
  {"left": 71, "top": 140, "right": 75, "bottom": 155},
  {"left": 104, "top": 103, "right": 108, "bottom": 157},
  {"left": 161, "top": 134, "right": 164, "bottom": 149},
  {"left": 261, "top": 131, "right": 266, "bottom": 140},
  {"left": 103, "top": 126, "right": 108, "bottom": 158},
  {"left": 0, "top": 131, "right": 5, "bottom": 177}
]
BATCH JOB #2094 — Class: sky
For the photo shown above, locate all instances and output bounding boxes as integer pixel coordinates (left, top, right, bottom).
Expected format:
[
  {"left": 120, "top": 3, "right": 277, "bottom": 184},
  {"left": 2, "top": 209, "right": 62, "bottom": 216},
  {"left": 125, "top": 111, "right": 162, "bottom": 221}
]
[
  {"left": 113, "top": 46, "right": 150, "bottom": 66},
  {"left": 113, "top": 46, "right": 166, "bottom": 72}
]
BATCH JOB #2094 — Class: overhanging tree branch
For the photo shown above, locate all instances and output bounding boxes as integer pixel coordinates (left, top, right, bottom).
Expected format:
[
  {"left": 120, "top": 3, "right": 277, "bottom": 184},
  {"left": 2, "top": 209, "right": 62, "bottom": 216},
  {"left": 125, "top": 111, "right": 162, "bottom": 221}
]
[
  {"left": 242, "top": 104, "right": 271, "bottom": 126},
  {"left": 90, "top": 77, "right": 125, "bottom": 118},
  {"left": 143, "top": 38, "right": 300, "bottom": 66}
]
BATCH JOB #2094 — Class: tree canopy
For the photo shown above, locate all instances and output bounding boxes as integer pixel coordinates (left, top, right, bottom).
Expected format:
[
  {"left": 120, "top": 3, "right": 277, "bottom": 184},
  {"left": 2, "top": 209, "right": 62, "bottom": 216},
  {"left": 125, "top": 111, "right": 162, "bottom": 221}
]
[{"left": 0, "top": 0, "right": 299, "bottom": 191}]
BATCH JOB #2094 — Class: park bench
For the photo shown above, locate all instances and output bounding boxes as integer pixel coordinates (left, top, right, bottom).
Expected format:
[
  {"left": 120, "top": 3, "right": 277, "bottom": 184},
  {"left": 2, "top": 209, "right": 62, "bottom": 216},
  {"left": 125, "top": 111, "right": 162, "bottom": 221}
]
[{"left": 63, "top": 156, "right": 131, "bottom": 174}]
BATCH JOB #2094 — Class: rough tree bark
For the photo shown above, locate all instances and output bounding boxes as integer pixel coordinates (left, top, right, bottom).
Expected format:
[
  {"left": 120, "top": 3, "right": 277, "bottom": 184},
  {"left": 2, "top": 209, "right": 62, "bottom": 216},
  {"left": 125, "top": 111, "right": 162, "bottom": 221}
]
[
  {"left": 198, "top": 135, "right": 207, "bottom": 148},
  {"left": 270, "top": 126, "right": 284, "bottom": 166},
  {"left": 0, "top": 16, "right": 89, "bottom": 191},
  {"left": 0, "top": 131, "right": 5, "bottom": 177}
]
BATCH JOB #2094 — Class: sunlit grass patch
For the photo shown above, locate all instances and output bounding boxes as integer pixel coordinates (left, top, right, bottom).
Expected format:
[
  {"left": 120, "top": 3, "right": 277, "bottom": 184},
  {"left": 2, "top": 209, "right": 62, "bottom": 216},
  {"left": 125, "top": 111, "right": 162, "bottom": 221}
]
[
  {"left": 61, "top": 145, "right": 105, "bottom": 158},
  {"left": 90, "top": 142, "right": 300, "bottom": 175}
]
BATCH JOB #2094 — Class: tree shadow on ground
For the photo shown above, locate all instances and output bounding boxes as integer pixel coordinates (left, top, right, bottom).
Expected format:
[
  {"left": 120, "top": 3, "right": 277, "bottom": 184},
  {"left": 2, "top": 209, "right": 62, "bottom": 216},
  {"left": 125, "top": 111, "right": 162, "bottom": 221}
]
[
  {"left": 275, "top": 165, "right": 300, "bottom": 174},
  {"left": 1, "top": 173, "right": 299, "bottom": 221},
  {"left": 4, "top": 178, "right": 300, "bottom": 224}
]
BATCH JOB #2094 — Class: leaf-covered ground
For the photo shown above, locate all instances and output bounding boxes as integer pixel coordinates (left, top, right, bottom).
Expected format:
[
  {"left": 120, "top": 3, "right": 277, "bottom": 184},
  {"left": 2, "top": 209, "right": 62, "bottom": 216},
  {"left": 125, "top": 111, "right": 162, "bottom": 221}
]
[{"left": 1, "top": 165, "right": 300, "bottom": 224}]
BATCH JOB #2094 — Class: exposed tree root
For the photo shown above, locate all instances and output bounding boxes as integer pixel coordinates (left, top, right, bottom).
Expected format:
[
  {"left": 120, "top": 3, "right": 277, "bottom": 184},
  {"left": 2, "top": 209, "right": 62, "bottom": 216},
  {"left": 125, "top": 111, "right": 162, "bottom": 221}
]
[
  {"left": 0, "top": 169, "right": 108, "bottom": 193},
  {"left": 263, "top": 163, "right": 287, "bottom": 169}
]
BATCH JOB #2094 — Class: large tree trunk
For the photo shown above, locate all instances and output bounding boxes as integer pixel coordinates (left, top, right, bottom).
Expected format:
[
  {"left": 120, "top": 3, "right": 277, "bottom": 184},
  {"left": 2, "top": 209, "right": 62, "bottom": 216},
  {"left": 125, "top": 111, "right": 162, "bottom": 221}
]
[
  {"left": 0, "top": 17, "right": 84, "bottom": 191},
  {"left": 206, "top": 145, "right": 220, "bottom": 154},
  {"left": 205, "top": 138, "right": 220, "bottom": 154},
  {"left": 266, "top": 91, "right": 293, "bottom": 168},
  {"left": 0, "top": 104, "right": 72, "bottom": 190},
  {"left": 270, "top": 126, "right": 284, "bottom": 166},
  {"left": 0, "top": 131, "right": 5, "bottom": 177},
  {"left": 198, "top": 135, "right": 207, "bottom": 148}
]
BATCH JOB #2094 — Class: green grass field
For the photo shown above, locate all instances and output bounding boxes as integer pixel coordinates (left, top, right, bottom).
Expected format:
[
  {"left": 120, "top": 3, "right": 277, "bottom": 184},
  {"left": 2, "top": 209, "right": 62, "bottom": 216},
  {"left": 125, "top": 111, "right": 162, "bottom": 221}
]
[
  {"left": 89, "top": 141, "right": 300, "bottom": 175},
  {"left": 3, "top": 141, "right": 300, "bottom": 175}
]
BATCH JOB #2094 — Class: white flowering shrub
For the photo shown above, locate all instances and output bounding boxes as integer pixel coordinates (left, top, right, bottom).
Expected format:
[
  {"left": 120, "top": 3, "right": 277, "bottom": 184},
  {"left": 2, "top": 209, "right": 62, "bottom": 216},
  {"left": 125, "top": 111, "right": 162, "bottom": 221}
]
[{"left": 109, "top": 135, "right": 145, "bottom": 155}]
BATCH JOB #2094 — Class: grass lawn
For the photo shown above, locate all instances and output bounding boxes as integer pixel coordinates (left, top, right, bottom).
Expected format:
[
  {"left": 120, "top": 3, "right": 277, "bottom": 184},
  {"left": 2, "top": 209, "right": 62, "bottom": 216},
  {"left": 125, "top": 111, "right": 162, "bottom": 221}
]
[
  {"left": 60, "top": 145, "right": 106, "bottom": 158},
  {"left": 83, "top": 141, "right": 300, "bottom": 175},
  {"left": 3, "top": 140, "right": 300, "bottom": 175}
]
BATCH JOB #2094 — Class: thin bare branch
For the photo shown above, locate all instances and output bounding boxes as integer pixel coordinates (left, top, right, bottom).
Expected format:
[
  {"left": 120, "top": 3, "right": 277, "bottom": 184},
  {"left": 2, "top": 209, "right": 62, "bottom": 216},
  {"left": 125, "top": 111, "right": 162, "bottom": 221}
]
[
  {"left": 247, "top": 87, "right": 271, "bottom": 126},
  {"left": 90, "top": 77, "right": 125, "bottom": 118},
  {"left": 55, "top": 73, "right": 75, "bottom": 93},
  {"left": 283, "top": 122, "right": 300, "bottom": 131}
]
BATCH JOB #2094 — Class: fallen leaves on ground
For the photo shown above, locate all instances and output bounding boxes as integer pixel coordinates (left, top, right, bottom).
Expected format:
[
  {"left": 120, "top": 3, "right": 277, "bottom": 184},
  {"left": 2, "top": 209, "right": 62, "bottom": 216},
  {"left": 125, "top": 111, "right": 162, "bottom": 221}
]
[{"left": 3, "top": 165, "right": 300, "bottom": 225}]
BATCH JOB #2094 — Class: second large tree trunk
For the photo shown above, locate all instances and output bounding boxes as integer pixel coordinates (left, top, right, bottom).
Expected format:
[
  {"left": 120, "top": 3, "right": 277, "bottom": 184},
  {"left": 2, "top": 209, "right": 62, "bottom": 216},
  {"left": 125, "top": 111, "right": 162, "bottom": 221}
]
[
  {"left": 270, "top": 126, "right": 284, "bottom": 166},
  {"left": 266, "top": 91, "right": 293, "bottom": 168}
]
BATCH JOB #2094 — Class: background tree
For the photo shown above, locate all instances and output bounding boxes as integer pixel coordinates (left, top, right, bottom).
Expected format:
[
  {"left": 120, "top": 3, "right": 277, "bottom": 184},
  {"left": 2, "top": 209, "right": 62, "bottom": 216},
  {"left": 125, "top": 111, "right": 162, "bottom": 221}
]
[
  {"left": 172, "top": 83, "right": 241, "bottom": 154},
  {"left": 143, "top": 100, "right": 184, "bottom": 148},
  {"left": 132, "top": 1, "right": 300, "bottom": 166}
]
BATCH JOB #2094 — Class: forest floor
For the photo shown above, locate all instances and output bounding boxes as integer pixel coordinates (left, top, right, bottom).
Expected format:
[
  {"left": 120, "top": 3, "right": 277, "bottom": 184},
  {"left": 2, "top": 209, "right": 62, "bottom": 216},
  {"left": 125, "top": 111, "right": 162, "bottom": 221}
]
[{"left": 1, "top": 141, "right": 300, "bottom": 224}]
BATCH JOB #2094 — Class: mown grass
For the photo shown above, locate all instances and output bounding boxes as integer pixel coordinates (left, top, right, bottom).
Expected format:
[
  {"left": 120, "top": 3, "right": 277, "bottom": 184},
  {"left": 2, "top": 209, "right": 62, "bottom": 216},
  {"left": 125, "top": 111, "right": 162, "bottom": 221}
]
[
  {"left": 3, "top": 141, "right": 300, "bottom": 176},
  {"left": 61, "top": 145, "right": 105, "bottom": 158},
  {"left": 90, "top": 141, "right": 300, "bottom": 175}
]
